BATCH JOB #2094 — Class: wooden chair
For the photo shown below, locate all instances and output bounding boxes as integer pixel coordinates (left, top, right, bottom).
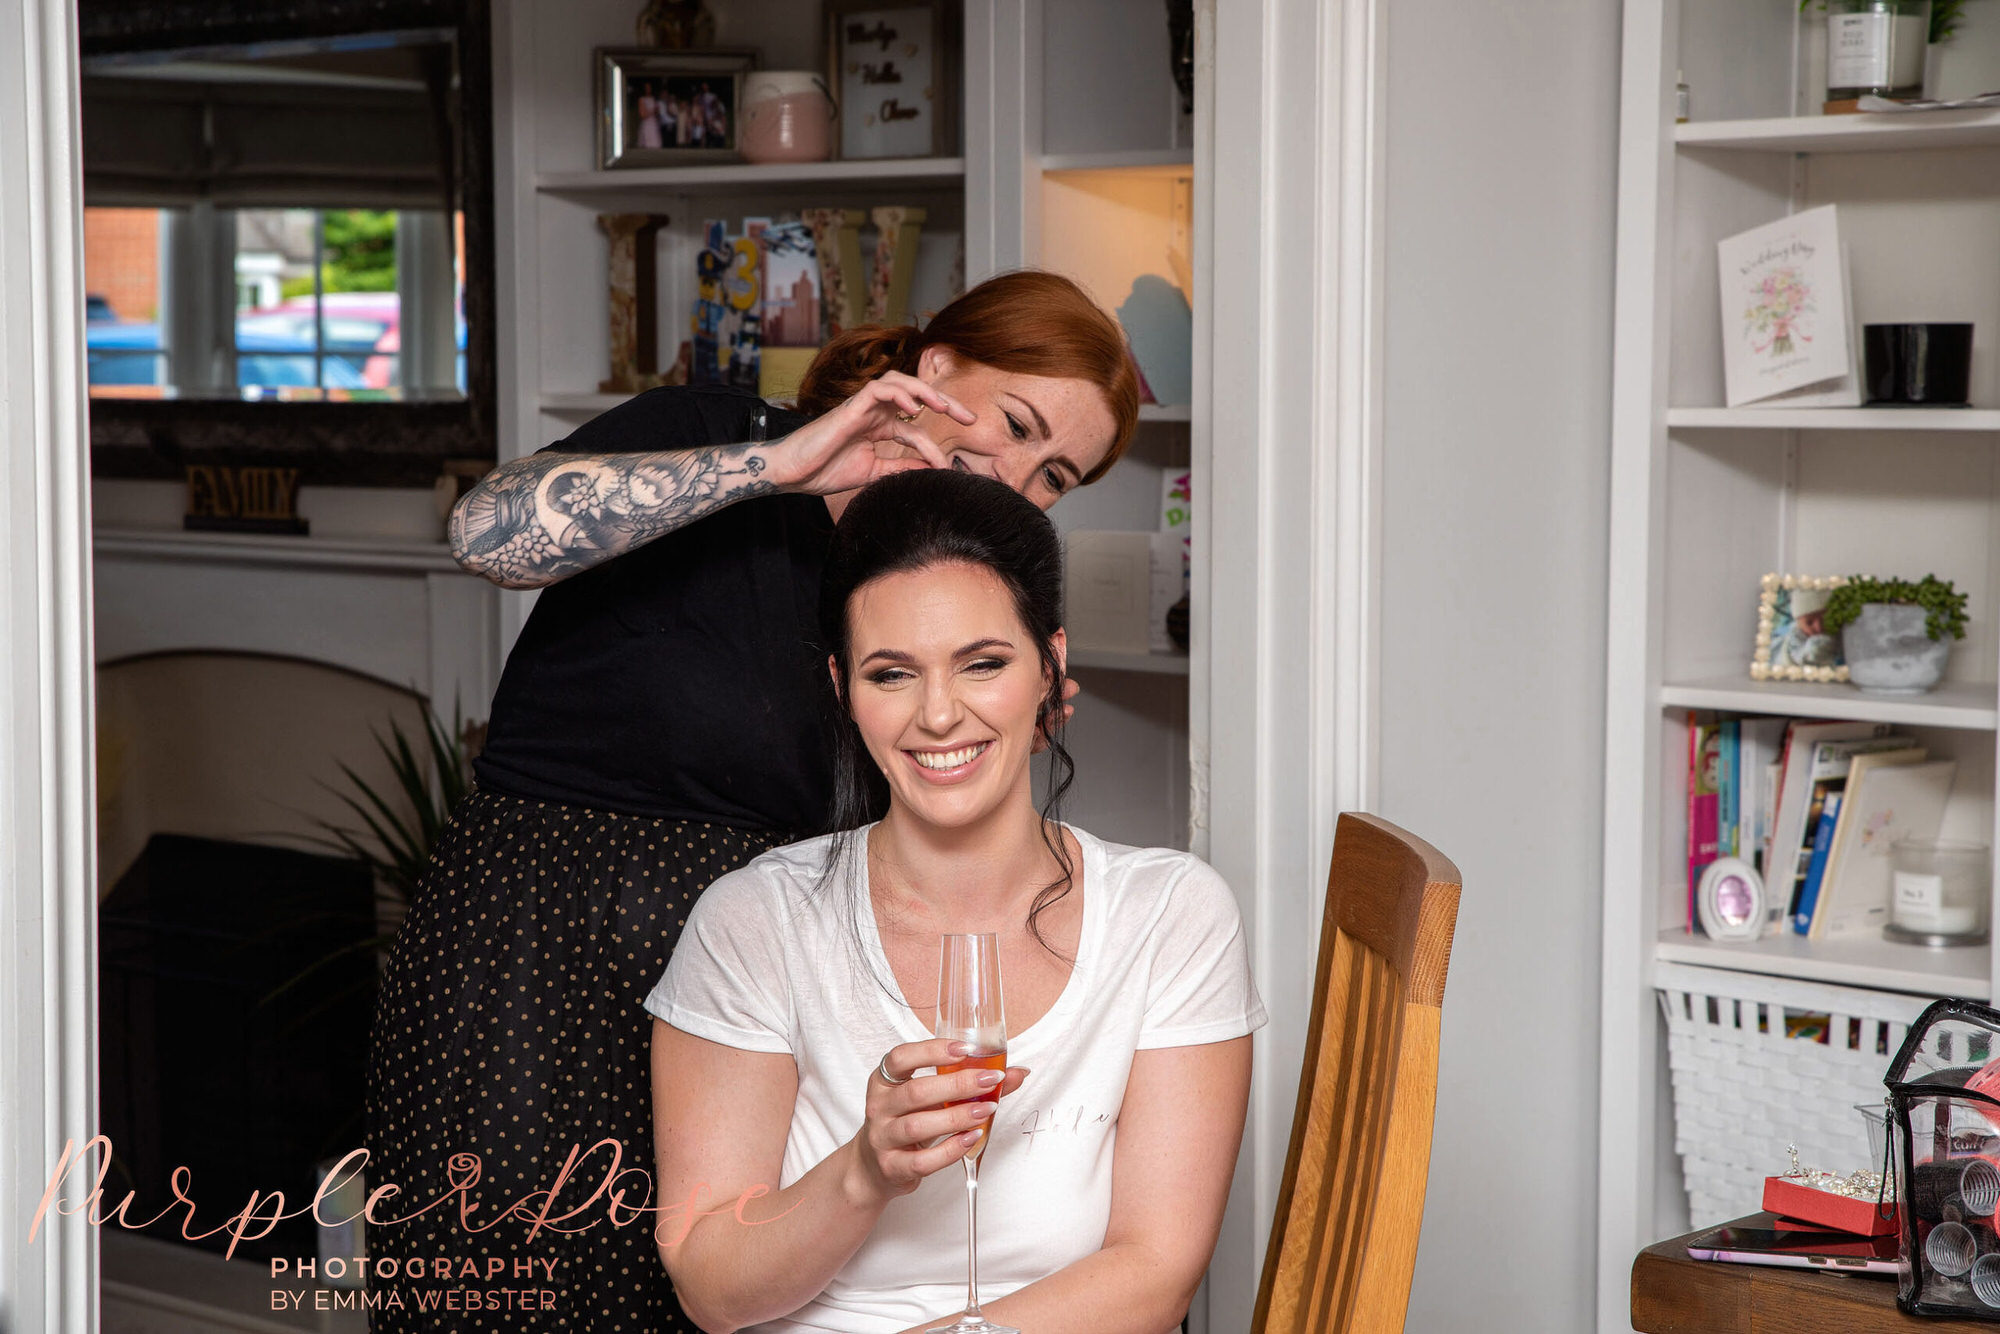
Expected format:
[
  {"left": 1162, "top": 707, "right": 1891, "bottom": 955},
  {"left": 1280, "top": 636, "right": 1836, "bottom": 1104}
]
[{"left": 1252, "top": 812, "right": 1463, "bottom": 1334}]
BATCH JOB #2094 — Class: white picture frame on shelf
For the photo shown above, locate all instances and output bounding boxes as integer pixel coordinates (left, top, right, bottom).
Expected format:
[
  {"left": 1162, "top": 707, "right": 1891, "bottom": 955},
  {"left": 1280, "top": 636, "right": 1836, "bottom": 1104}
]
[
  {"left": 1751, "top": 573, "right": 1853, "bottom": 683},
  {"left": 1695, "top": 858, "right": 1765, "bottom": 941},
  {"left": 826, "top": 1, "right": 954, "bottom": 160}
]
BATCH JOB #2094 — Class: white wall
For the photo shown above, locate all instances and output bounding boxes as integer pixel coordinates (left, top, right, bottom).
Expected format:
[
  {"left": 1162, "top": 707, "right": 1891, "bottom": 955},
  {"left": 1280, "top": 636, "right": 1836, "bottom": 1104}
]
[{"left": 1376, "top": 3, "right": 1621, "bottom": 1330}]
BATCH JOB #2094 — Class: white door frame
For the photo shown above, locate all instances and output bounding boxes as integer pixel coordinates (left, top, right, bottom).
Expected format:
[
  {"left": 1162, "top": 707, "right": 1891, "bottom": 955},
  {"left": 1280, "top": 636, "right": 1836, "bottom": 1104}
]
[
  {"left": 1194, "top": 0, "right": 1386, "bottom": 1325},
  {"left": 0, "top": 0, "right": 99, "bottom": 1330}
]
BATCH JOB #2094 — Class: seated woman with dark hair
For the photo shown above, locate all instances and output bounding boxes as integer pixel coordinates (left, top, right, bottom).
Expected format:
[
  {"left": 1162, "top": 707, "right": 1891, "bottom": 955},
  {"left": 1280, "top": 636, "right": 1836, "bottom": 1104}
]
[{"left": 646, "top": 469, "right": 1265, "bottom": 1334}]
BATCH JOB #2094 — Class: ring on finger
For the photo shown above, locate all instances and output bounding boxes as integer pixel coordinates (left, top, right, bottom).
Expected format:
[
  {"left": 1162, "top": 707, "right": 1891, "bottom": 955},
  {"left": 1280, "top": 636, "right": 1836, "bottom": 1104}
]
[
  {"left": 876, "top": 1054, "right": 909, "bottom": 1086},
  {"left": 895, "top": 410, "right": 919, "bottom": 423}
]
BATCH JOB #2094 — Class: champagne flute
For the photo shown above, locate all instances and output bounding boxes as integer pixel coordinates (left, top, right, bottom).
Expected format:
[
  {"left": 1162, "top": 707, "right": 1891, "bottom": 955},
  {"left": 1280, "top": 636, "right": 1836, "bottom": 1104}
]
[{"left": 929, "top": 933, "right": 1018, "bottom": 1334}]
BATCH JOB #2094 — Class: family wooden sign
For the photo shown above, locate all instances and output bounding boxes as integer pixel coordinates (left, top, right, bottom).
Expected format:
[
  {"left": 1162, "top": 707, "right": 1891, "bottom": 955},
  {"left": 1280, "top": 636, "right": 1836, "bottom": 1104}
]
[{"left": 184, "top": 465, "right": 308, "bottom": 535}]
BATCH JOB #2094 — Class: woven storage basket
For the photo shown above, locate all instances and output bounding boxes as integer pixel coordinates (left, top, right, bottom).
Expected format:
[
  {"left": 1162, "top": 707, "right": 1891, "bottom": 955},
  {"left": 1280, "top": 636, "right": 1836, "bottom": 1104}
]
[{"left": 1657, "top": 961, "right": 1933, "bottom": 1224}]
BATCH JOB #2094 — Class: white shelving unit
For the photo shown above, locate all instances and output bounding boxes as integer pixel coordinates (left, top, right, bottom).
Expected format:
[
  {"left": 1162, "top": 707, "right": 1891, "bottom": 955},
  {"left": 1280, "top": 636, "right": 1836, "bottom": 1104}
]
[
  {"left": 495, "top": 0, "right": 1197, "bottom": 855},
  {"left": 1599, "top": 3, "right": 2000, "bottom": 1326},
  {"left": 1654, "top": 925, "right": 1992, "bottom": 998},
  {"left": 1676, "top": 107, "right": 2000, "bottom": 151},
  {"left": 1658, "top": 676, "right": 2000, "bottom": 730},
  {"left": 537, "top": 157, "right": 968, "bottom": 196},
  {"left": 1040, "top": 147, "right": 1192, "bottom": 173},
  {"left": 541, "top": 392, "right": 1195, "bottom": 424},
  {"left": 1667, "top": 407, "right": 2000, "bottom": 431},
  {"left": 1065, "top": 647, "right": 1190, "bottom": 676}
]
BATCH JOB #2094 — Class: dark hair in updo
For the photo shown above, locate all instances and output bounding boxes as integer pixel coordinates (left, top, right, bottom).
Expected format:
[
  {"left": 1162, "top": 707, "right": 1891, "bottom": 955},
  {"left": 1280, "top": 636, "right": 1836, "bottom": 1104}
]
[{"left": 819, "top": 469, "right": 1077, "bottom": 953}]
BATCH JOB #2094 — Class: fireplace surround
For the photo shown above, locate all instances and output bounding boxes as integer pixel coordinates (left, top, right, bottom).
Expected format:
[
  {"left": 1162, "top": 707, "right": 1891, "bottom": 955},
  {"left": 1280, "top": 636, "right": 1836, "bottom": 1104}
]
[{"left": 91, "top": 526, "right": 501, "bottom": 1333}]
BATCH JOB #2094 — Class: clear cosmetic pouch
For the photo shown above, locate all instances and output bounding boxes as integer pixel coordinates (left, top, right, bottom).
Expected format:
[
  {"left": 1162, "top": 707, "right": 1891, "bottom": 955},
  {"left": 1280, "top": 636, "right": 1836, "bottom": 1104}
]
[{"left": 1888, "top": 998, "right": 2000, "bottom": 1317}]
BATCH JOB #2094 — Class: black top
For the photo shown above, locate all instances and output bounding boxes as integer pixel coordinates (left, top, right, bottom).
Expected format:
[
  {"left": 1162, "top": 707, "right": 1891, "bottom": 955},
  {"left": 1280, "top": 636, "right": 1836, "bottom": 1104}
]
[{"left": 472, "top": 386, "right": 836, "bottom": 832}]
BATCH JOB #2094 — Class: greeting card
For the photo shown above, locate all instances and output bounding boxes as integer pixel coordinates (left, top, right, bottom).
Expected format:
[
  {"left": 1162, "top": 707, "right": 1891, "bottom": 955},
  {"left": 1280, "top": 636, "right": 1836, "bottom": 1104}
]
[{"left": 1717, "top": 205, "right": 1852, "bottom": 407}]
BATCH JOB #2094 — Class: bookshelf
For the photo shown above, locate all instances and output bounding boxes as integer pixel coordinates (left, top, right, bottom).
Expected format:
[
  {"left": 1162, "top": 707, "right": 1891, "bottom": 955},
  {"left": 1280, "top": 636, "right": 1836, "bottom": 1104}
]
[
  {"left": 1666, "top": 407, "right": 2000, "bottom": 432},
  {"left": 536, "top": 157, "right": 969, "bottom": 197},
  {"left": 1654, "top": 925, "right": 1991, "bottom": 999},
  {"left": 1658, "top": 677, "right": 1999, "bottom": 731},
  {"left": 1675, "top": 107, "right": 2000, "bottom": 151},
  {"left": 1600, "top": 1, "right": 2000, "bottom": 1324},
  {"left": 495, "top": 0, "right": 1196, "bottom": 855},
  {"left": 1065, "top": 647, "right": 1191, "bottom": 676},
  {"left": 538, "top": 392, "right": 1197, "bottom": 424}
]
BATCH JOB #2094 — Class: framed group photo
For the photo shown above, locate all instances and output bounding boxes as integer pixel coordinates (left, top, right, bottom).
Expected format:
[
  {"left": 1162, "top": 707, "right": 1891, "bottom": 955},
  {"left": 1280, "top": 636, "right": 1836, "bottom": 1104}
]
[{"left": 597, "top": 47, "right": 756, "bottom": 168}]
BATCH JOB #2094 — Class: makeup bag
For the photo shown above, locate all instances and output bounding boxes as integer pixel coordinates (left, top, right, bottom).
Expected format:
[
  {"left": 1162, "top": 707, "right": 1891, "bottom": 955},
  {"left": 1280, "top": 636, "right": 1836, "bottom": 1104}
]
[{"left": 1888, "top": 998, "right": 2000, "bottom": 1318}]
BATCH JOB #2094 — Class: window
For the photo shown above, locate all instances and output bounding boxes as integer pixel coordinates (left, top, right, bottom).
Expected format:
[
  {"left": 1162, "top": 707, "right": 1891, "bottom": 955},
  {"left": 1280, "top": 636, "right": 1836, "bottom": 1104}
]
[
  {"left": 83, "top": 205, "right": 465, "bottom": 403},
  {"left": 82, "top": 207, "right": 170, "bottom": 396}
]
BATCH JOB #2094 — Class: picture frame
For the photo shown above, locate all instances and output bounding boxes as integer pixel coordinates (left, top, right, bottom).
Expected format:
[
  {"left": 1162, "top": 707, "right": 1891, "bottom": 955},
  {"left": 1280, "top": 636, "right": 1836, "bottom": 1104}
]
[
  {"left": 826, "top": 0, "right": 956, "bottom": 160},
  {"left": 1751, "top": 573, "right": 1854, "bottom": 683},
  {"left": 596, "top": 47, "right": 756, "bottom": 169},
  {"left": 1696, "top": 857, "right": 1765, "bottom": 941}
]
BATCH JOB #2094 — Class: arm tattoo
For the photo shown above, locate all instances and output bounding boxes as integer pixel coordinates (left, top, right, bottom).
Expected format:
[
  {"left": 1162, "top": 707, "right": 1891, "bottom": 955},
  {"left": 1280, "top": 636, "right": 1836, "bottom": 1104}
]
[{"left": 450, "top": 441, "right": 776, "bottom": 588}]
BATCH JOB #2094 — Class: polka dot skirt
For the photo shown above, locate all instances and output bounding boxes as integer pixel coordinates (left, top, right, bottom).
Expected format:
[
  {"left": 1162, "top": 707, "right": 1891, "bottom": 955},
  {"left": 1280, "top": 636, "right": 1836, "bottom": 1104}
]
[{"left": 365, "top": 789, "right": 789, "bottom": 1332}]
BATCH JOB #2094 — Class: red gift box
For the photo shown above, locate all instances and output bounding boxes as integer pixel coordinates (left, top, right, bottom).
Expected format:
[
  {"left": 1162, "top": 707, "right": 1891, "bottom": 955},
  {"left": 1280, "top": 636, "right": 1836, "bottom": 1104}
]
[{"left": 1762, "top": 1174, "right": 1899, "bottom": 1236}]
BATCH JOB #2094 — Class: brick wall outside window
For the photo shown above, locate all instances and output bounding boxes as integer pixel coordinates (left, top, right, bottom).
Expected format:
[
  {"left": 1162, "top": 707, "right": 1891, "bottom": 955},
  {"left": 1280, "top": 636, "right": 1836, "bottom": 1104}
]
[{"left": 84, "top": 208, "right": 161, "bottom": 322}]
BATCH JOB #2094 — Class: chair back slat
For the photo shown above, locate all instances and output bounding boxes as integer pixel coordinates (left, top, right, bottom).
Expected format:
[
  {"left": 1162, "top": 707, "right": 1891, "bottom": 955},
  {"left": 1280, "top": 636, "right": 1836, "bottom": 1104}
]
[
  {"left": 1252, "top": 813, "right": 1463, "bottom": 1334},
  {"left": 1257, "top": 932, "right": 1404, "bottom": 1332}
]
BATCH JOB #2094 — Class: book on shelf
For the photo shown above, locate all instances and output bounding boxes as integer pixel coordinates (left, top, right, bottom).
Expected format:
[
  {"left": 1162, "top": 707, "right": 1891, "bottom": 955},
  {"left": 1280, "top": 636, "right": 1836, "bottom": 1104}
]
[
  {"left": 1810, "top": 756, "right": 1957, "bottom": 939},
  {"left": 1687, "top": 717, "right": 1723, "bottom": 927},
  {"left": 1683, "top": 714, "right": 1787, "bottom": 928},
  {"left": 1763, "top": 721, "right": 1892, "bottom": 914},
  {"left": 1717, "top": 720, "right": 1738, "bottom": 859},
  {"left": 1804, "top": 744, "right": 1928, "bottom": 934},
  {"left": 1717, "top": 204, "right": 1854, "bottom": 407},
  {"left": 1792, "top": 789, "right": 1844, "bottom": 935},
  {"left": 1778, "top": 733, "right": 1916, "bottom": 924},
  {"left": 1737, "top": 718, "right": 1788, "bottom": 871}
]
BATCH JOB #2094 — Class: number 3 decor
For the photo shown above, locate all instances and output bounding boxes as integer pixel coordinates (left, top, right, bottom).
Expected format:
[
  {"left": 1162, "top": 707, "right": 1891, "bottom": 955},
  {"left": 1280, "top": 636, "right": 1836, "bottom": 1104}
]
[{"left": 826, "top": 1, "right": 957, "bottom": 160}]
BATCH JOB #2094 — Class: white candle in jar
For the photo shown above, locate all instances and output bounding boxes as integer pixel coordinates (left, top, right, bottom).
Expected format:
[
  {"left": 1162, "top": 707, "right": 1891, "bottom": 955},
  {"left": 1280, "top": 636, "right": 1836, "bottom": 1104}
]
[{"left": 1890, "top": 839, "right": 1991, "bottom": 943}]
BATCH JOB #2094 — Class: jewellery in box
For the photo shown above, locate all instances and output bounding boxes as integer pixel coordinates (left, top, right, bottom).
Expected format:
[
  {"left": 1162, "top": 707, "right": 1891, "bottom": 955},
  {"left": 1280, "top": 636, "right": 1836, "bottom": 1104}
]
[{"left": 1762, "top": 1141, "right": 1899, "bottom": 1236}]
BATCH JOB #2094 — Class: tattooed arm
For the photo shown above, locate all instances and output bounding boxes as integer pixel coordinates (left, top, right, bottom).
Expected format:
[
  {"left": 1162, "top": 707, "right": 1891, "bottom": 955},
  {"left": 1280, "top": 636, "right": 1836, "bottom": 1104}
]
[
  {"left": 449, "top": 440, "right": 777, "bottom": 589},
  {"left": 450, "top": 373, "right": 975, "bottom": 589}
]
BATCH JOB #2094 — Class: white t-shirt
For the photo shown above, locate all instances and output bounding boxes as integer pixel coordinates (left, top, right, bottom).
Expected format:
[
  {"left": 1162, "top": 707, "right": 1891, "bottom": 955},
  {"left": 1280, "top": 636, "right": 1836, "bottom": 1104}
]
[{"left": 644, "top": 823, "right": 1267, "bottom": 1334}]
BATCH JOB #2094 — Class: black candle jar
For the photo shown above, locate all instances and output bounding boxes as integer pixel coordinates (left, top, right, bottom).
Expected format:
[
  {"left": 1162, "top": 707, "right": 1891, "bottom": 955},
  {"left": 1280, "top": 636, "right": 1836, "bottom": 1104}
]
[{"left": 1865, "top": 323, "right": 1975, "bottom": 406}]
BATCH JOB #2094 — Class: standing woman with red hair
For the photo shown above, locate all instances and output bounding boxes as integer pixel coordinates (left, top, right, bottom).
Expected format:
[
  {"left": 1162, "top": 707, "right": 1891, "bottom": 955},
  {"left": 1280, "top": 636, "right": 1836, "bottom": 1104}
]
[{"left": 365, "top": 271, "right": 1139, "bottom": 1334}]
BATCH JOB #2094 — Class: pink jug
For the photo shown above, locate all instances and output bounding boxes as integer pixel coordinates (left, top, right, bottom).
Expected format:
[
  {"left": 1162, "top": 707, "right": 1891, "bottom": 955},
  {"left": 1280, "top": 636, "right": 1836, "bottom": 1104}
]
[{"left": 740, "top": 72, "right": 834, "bottom": 164}]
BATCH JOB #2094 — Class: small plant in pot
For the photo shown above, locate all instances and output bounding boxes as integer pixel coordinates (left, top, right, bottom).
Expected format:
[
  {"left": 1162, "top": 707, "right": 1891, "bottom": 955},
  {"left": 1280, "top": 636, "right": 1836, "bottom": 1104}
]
[{"left": 1824, "top": 575, "right": 1969, "bottom": 696}]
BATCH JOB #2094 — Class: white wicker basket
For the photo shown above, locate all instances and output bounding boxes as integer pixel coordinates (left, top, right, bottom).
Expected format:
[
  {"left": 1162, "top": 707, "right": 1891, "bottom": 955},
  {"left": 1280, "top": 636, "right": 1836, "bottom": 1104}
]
[{"left": 1656, "top": 961, "right": 1935, "bottom": 1225}]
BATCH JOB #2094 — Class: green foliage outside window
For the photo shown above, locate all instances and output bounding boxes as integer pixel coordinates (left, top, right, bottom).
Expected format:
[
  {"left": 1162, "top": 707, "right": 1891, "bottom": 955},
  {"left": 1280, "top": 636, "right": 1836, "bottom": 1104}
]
[{"left": 279, "top": 209, "right": 399, "bottom": 299}]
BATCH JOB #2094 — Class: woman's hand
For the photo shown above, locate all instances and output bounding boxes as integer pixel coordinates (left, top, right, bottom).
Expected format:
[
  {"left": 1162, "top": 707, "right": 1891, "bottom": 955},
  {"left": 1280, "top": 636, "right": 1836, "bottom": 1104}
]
[
  {"left": 845, "top": 1038, "right": 1028, "bottom": 1209},
  {"left": 768, "top": 373, "right": 977, "bottom": 497}
]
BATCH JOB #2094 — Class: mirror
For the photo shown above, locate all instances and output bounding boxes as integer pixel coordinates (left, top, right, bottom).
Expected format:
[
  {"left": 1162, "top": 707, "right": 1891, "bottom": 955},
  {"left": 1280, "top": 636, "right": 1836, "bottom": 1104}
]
[{"left": 79, "top": 0, "right": 495, "bottom": 486}]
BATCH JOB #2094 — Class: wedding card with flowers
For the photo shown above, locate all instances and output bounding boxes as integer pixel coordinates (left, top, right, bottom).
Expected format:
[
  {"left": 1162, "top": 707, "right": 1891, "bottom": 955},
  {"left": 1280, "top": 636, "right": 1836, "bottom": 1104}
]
[{"left": 1718, "top": 205, "right": 1857, "bottom": 407}]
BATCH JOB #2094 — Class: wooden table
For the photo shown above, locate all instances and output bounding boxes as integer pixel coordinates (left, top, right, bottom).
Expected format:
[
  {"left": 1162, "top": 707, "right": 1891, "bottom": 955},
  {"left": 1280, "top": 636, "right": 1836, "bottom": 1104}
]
[{"left": 1633, "top": 1215, "right": 1993, "bottom": 1333}]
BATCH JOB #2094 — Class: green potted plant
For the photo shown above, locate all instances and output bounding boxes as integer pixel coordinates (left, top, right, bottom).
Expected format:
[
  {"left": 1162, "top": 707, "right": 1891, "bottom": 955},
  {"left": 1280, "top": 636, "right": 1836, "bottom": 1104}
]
[{"left": 1824, "top": 574, "right": 1968, "bottom": 695}]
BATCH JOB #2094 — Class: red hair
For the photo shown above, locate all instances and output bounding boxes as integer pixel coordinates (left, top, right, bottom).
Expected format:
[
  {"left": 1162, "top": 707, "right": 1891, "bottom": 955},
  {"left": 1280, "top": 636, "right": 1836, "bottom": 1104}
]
[{"left": 793, "top": 269, "right": 1139, "bottom": 483}]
